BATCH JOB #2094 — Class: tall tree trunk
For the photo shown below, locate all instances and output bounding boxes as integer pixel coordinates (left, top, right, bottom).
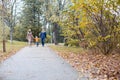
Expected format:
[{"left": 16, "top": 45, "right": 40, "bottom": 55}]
[
  {"left": 53, "top": 0, "right": 66, "bottom": 44},
  {"left": 2, "top": 23, "right": 6, "bottom": 52},
  {"left": 10, "top": 28, "right": 13, "bottom": 43},
  {"left": 3, "top": 40, "right": 6, "bottom": 52},
  {"left": 53, "top": 32, "right": 57, "bottom": 45},
  {"left": 9, "top": 0, "right": 16, "bottom": 44},
  {"left": 53, "top": 22, "right": 59, "bottom": 45},
  {"left": 2, "top": 0, "right": 6, "bottom": 52}
]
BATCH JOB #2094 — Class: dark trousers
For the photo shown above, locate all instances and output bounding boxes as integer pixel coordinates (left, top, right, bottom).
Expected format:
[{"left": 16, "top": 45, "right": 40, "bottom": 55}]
[
  {"left": 36, "top": 42, "right": 39, "bottom": 47},
  {"left": 41, "top": 38, "right": 45, "bottom": 46}
]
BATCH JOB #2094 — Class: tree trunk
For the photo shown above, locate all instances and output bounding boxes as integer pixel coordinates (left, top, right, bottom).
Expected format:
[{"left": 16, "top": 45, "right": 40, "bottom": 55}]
[
  {"left": 2, "top": 0, "right": 6, "bottom": 52},
  {"left": 3, "top": 39, "right": 6, "bottom": 52},
  {"left": 53, "top": 32, "right": 57, "bottom": 45},
  {"left": 10, "top": 28, "right": 13, "bottom": 43},
  {"left": 53, "top": 23, "right": 59, "bottom": 45}
]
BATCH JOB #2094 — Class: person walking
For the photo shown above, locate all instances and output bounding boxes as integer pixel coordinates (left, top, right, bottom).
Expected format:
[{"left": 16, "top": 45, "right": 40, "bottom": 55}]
[
  {"left": 34, "top": 36, "right": 39, "bottom": 47},
  {"left": 26, "top": 29, "right": 34, "bottom": 46},
  {"left": 40, "top": 28, "right": 46, "bottom": 47}
]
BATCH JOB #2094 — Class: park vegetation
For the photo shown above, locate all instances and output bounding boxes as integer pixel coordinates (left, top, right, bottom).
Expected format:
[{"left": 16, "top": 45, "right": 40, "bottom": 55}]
[
  {"left": 50, "top": 0, "right": 120, "bottom": 79},
  {"left": 59, "top": 0, "right": 120, "bottom": 55},
  {"left": 0, "top": 0, "right": 120, "bottom": 79},
  {"left": 0, "top": 0, "right": 119, "bottom": 54}
]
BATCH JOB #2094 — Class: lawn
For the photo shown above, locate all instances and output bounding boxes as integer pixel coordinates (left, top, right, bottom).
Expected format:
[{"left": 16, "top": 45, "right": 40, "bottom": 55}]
[
  {"left": 0, "top": 40, "right": 27, "bottom": 62},
  {"left": 49, "top": 44, "right": 86, "bottom": 54}
]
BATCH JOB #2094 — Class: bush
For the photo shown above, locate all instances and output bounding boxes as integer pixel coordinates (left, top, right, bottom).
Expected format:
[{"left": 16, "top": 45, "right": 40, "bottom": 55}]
[
  {"left": 66, "top": 39, "right": 79, "bottom": 47},
  {"left": 45, "top": 35, "right": 52, "bottom": 43}
]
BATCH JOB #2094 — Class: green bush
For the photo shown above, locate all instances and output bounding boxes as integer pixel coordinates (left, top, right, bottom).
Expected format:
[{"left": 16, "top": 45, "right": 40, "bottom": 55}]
[
  {"left": 45, "top": 35, "right": 52, "bottom": 43},
  {"left": 66, "top": 39, "right": 79, "bottom": 47}
]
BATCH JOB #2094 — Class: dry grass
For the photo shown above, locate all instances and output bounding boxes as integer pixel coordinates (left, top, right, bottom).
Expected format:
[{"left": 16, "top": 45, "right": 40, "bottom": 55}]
[
  {"left": 49, "top": 44, "right": 86, "bottom": 54},
  {"left": 0, "top": 40, "right": 26, "bottom": 62}
]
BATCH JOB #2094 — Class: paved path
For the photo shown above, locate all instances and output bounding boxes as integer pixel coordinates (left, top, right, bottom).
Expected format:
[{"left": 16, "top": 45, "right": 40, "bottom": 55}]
[{"left": 0, "top": 46, "right": 78, "bottom": 80}]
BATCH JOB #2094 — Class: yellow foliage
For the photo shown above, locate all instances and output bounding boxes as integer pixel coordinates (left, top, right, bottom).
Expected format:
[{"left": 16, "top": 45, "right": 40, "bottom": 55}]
[
  {"left": 89, "top": 41, "right": 96, "bottom": 47},
  {"left": 104, "top": 35, "right": 111, "bottom": 41},
  {"left": 79, "top": 22, "right": 86, "bottom": 28},
  {"left": 98, "top": 35, "right": 111, "bottom": 42}
]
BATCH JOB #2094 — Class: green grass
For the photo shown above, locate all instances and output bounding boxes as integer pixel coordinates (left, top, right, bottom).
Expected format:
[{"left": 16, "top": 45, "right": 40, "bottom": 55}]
[{"left": 49, "top": 44, "right": 86, "bottom": 54}]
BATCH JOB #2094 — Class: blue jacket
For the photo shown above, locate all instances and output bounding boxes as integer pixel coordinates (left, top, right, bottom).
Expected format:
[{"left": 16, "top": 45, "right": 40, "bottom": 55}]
[{"left": 40, "top": 32, "right": 46, "bottom": 39}]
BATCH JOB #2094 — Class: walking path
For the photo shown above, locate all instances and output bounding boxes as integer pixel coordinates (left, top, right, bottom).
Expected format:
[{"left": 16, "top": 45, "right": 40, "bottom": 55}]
[{"left": 0, "top": 46, "right": 78, "bottom": 80}]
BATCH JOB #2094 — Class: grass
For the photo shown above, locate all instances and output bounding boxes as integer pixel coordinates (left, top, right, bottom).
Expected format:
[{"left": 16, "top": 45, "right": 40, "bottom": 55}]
[
  {"left": 0, "top": 40, "right": 27, "bottom": 62},
  {"left": 49, "top": 44, "right": 86, "bottom": 54}
]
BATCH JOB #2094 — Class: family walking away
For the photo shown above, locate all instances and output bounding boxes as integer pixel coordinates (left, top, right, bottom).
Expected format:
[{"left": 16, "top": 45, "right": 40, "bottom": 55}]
[{"left": 26, "top": 28, "right": 46, "bottom": 47}]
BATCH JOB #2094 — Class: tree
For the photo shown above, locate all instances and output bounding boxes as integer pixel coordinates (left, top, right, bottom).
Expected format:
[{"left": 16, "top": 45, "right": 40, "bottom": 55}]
[
  {"left": 41, "top": 0, "right": 70, "bottom": 44},
  {"left": 1, "top": 0, "right": 17, "bottom": 43},
  {"left": 59, "top": 0, "right": 87, "bottom": 46},
  {"left": 83, "top": 0, "right": 120, "bottom": 54},
  {"left": 0, "top": 0, "right": 7, "bottom": 52},
  {"left": 20, "top": 0, "right": 42, "bottom": 38},
  {"left": 59, "top": 0, "right": 120, "bottom": 54}
]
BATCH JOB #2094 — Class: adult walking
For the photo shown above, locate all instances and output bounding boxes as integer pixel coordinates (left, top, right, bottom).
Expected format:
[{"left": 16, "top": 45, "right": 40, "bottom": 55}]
[
  {"left": 40, "top": 28, "right": 46, "bottom": 47},
  {"left": 26, "top": 29, "right": 34, "bottom": 46}
]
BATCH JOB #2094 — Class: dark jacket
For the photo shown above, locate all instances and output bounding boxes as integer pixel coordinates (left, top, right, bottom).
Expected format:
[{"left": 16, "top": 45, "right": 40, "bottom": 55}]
[{"left": 40, "top": 32, "right": 46, "bottom": 39}]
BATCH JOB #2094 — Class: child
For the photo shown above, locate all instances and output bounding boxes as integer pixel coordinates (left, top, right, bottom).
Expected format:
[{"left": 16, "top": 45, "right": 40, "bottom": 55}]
[{"left": 34, "top": 36, "right": 39, "bottom": 47}]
